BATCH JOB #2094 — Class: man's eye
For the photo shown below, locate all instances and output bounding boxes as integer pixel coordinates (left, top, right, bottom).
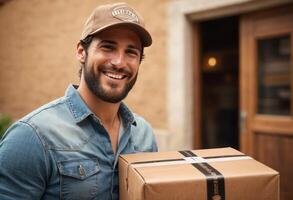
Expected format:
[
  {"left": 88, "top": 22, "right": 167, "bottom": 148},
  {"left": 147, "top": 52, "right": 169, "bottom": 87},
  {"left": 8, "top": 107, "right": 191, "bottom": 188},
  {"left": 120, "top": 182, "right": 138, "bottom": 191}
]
[{"left": 126, "top": 49, "right": 139, "bottom": 57}]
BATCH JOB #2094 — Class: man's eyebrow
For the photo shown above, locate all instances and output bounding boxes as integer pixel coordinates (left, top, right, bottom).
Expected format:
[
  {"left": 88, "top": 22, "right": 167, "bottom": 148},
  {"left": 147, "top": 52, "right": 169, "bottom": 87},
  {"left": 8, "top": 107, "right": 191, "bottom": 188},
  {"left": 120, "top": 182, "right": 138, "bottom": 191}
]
[
  {"left": 99, "top": 39, "right": 141, "bottom": 51},
  {"left": 99, "top": 40, "right": 117, "bottom": 45}
]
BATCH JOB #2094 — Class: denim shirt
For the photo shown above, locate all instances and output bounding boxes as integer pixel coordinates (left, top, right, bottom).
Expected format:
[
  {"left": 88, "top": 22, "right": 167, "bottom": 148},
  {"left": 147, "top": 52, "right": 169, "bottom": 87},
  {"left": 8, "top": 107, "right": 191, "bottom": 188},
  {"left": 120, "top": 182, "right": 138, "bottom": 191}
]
[{"left": 0, "top": 85, "right": 158, "bottom": 200}]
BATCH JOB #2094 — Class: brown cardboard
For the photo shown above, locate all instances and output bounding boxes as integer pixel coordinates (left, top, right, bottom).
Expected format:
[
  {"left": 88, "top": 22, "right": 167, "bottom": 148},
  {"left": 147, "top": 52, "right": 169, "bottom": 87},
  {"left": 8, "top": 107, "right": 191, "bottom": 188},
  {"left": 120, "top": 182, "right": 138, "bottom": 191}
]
[{"left": 119, "top": 147, "right": 279, "bottom": 200}]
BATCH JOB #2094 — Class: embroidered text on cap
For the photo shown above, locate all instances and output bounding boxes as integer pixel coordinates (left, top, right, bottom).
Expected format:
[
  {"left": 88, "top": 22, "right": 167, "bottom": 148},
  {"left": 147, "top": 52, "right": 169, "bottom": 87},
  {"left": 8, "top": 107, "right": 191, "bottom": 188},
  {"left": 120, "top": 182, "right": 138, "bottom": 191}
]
[{"left": 111, "top": 5, "right": 139, "bottom": 23}]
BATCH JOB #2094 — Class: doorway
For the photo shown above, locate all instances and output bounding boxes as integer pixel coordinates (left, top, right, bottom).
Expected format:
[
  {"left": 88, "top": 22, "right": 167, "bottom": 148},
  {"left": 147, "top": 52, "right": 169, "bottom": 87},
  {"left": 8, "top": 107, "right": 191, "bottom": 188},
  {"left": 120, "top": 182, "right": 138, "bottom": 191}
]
[{"left": 199, "top": 16, "right": 239, "bottom": 149}]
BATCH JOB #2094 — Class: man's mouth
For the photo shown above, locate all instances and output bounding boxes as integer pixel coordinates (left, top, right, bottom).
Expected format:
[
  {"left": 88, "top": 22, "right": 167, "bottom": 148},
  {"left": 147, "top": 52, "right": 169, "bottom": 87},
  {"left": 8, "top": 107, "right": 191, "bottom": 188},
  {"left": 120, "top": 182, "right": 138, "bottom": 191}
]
[{"left": 103, "top": 71, "right": 127, "bottom": 80}]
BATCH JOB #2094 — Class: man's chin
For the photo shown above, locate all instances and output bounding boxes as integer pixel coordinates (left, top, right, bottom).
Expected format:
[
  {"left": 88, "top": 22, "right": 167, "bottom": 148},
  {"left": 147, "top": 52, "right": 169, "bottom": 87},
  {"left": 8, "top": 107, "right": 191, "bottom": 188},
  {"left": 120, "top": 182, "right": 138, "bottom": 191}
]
[
  {"left": 95, "top": 89, "right": 128, "bottom": 103},
  {"left": 99, "top": 95, "right": 126, "bottom": 104}
]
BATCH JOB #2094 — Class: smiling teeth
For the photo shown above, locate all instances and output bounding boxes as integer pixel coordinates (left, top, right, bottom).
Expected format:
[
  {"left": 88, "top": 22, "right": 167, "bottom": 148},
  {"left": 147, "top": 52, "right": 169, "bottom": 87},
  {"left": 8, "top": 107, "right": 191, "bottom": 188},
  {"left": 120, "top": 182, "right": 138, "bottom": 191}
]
[{"left": 105, "top": 72, "right": 124, "bottom": 80}]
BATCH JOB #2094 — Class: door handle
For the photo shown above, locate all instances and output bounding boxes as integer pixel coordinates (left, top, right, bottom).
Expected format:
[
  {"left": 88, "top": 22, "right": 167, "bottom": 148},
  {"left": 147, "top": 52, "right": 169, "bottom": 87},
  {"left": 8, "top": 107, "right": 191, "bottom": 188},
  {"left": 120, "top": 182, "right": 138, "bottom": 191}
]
[{"left": 240, "top": 111, "right": 247, "bottom": 133}]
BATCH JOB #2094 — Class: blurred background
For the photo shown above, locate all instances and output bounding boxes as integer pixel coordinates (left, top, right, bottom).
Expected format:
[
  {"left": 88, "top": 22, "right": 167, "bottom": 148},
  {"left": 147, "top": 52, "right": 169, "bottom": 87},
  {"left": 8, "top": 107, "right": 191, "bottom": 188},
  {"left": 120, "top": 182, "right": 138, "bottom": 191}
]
[{"left": 0, "top": 0, "right": 292, "bottom": 199}]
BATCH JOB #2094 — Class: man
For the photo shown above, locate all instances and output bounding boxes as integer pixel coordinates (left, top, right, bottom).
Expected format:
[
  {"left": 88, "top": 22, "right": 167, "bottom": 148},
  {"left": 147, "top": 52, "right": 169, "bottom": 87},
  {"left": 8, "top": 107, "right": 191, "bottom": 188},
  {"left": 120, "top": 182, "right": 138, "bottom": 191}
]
[{"left": 0, "top": 2, "right": 157, "bottom": 200}]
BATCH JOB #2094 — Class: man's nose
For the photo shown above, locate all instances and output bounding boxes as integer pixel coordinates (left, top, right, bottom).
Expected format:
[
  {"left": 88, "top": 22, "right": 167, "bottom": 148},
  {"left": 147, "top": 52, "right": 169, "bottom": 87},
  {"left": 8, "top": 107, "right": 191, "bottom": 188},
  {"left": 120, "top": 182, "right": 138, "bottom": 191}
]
[{"left": 111, "top": 51, "right": 126, "bottom": 68}]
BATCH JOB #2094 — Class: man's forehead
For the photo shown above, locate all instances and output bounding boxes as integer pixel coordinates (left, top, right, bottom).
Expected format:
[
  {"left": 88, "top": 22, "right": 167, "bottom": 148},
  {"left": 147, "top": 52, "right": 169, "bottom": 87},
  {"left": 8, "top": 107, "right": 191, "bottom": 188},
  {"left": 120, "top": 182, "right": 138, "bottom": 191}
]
[{"left": 93, "top": 26, "right": 142, "bottom": 47}]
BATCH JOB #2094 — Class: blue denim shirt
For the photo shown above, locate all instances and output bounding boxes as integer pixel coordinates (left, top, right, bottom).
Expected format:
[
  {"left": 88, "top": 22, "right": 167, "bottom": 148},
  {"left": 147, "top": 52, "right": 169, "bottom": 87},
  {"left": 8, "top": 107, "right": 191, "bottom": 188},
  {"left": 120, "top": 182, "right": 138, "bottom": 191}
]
[{"left": 0, "top": 85, "right": 158, "bottom": 200}]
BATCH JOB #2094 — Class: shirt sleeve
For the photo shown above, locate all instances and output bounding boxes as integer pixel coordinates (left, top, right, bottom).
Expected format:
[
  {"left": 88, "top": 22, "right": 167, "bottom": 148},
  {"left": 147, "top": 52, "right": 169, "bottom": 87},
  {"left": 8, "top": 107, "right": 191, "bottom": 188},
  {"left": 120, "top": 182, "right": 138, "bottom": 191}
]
[{"left": 0, "top": 121, "right": 48, "bottom": 200}]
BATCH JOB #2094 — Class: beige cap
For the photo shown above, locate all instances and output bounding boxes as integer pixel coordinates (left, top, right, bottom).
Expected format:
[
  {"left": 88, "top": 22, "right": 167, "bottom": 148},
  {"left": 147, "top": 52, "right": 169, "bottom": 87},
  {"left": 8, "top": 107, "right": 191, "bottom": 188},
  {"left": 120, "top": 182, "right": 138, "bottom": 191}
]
[{"left": 81, "top": 2, "right": 152, "bottom": 47}]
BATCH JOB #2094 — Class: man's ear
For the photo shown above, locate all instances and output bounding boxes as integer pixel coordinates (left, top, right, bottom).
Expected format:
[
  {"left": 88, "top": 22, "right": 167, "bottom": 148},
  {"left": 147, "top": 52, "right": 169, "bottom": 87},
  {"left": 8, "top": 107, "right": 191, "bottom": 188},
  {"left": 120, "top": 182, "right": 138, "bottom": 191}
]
[{"left": 76, "top": 42, "right": 86, "bottom": 64}]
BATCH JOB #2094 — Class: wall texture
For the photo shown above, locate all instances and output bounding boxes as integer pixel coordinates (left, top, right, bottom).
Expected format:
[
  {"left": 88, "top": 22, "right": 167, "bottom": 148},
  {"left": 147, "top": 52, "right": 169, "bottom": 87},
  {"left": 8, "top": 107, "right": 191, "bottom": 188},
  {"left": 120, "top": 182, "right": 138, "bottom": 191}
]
[{"left": 0, "top": 0, "right": 168, "bottom": 129}]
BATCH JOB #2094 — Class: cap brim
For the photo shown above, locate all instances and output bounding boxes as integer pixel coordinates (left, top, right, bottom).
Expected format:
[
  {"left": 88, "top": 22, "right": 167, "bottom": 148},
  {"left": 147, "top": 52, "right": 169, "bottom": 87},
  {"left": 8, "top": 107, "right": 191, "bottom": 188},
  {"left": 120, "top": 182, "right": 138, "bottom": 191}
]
[{"left": 84, "top": 22, "right": 152, "bottom": 47}]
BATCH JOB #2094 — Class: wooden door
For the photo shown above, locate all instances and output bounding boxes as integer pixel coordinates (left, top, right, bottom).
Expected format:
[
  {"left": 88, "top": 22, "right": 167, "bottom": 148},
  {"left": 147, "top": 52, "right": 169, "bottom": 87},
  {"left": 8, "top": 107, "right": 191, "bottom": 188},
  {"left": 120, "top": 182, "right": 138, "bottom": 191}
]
[{"left": 240, "top": 5, "right": 293, "bottom": 200}]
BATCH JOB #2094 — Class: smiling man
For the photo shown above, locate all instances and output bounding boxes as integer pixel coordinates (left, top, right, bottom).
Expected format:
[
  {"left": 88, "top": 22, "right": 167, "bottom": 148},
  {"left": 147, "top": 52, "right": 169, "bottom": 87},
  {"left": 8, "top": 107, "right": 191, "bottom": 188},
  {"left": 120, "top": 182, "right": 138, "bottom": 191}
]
[{"left": 0, "top": 3, "right": 157, "bottom": 200}]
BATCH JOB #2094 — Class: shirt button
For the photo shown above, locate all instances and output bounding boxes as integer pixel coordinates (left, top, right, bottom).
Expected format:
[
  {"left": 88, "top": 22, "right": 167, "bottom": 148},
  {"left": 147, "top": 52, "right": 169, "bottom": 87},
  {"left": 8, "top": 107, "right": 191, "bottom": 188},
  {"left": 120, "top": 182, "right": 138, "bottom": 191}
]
[{"left": 79, "top": 164, "right": 85, "bottom": 176}]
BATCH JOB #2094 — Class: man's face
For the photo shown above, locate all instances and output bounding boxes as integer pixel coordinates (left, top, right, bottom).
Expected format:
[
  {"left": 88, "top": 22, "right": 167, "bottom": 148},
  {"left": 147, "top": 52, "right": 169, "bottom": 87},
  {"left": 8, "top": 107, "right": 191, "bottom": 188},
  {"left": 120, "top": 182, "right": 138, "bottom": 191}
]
[{"left": 80, "top": 26, "right": 142, "bottom": 103}]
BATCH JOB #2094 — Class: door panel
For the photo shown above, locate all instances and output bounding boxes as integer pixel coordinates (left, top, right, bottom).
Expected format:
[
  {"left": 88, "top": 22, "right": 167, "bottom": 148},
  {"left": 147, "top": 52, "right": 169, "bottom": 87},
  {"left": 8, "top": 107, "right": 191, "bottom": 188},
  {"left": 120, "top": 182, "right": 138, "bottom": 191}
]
[
  {"left": 240, "top": 4, "right": 293, "bottom": 200},
  {"left": 255, "top": 132, "right": 293, "bottom": 200}
]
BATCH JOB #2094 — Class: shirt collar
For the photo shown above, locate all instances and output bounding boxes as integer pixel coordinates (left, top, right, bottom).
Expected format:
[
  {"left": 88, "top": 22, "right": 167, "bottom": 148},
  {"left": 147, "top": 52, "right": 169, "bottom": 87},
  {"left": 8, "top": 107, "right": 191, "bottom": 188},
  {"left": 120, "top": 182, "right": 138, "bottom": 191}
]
[
  {"left": 119, "top": 102, "right": 137, "bottom": 127},
  {"left": 65, "top": 84, "right": 92, "bottom": 123},
  {"left": 65, "top": 84, "right": 137, "bottom": 126}
]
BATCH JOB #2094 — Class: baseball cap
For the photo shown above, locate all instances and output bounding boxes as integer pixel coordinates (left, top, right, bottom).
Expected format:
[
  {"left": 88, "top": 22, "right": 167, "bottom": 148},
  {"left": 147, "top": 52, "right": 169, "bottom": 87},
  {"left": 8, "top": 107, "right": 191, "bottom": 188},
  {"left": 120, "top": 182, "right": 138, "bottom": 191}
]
[{"left": 81, "top": 2, "right": 152, "bottom": 47}]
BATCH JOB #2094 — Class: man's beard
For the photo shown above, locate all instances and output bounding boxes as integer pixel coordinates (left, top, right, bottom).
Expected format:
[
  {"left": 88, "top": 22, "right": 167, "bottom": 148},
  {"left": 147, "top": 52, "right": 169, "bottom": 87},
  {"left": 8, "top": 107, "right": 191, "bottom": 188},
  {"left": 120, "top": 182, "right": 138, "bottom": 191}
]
[{"left": 83, "top": 61, "right": 138, "bottom": 104}]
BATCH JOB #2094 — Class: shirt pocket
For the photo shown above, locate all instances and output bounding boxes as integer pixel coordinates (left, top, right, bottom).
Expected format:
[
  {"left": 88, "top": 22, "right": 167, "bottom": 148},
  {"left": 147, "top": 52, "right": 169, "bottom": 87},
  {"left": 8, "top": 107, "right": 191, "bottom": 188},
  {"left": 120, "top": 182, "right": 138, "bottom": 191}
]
[{"left": 58, "top": 158, "right": 100, "bottom": 200}]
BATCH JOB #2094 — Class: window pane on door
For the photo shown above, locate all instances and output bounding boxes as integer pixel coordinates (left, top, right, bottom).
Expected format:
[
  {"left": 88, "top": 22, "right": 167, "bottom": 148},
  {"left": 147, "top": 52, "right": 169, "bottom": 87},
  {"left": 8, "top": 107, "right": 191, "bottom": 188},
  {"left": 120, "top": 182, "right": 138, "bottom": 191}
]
[{"left": 257, "top": 35, "right": 291, "bottom": 115}]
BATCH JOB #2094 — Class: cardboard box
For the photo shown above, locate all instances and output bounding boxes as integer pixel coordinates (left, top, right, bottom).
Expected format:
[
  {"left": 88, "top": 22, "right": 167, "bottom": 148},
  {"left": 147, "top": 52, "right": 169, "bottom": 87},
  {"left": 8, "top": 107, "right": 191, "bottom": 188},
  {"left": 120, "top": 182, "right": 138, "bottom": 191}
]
[{"left": 119, "top": 147, "right": 279, "bottom": 200}]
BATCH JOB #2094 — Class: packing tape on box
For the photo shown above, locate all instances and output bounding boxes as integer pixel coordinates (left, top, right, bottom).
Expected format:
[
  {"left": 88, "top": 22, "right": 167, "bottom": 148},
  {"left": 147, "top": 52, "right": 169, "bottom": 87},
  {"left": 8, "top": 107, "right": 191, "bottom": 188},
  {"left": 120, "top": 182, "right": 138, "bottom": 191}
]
[
  {"left": 130, "top": 154, "right": 251, "bottom": 168},
  {"left": 129, "top": 151, "right": 252, "bottom": 200}
]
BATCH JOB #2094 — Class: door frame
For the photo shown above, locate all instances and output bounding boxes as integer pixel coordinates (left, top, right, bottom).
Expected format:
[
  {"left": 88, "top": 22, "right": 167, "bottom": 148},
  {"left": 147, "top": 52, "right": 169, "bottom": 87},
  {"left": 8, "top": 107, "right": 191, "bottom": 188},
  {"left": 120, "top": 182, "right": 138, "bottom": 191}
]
[{"left": 167, "top": 0, "right": 292, "bottom": 150}]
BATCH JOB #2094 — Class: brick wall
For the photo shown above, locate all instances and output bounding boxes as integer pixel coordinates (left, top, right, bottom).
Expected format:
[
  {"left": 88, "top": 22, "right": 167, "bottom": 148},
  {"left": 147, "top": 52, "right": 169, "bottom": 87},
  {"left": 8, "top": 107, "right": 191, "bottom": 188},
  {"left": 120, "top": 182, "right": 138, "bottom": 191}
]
[{"left": 0, "top": 0, "right": 167, "bottom": 129}]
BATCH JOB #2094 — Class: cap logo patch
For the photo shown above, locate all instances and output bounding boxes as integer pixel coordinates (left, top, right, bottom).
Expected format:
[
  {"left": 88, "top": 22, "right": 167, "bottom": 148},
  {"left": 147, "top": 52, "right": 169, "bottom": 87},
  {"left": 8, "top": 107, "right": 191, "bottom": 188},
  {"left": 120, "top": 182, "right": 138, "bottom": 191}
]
[{"left": 112, "top": 6, "right": 139, "bottom": 23}]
